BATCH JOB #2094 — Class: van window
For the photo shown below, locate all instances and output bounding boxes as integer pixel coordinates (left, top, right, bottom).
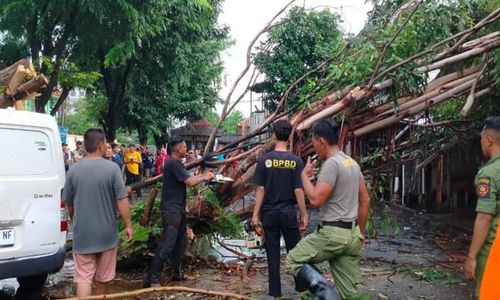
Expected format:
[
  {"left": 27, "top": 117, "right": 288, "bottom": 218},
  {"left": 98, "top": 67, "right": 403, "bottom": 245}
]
[{"left": 0, "top": 128, "right": 52, "bottom": 175}]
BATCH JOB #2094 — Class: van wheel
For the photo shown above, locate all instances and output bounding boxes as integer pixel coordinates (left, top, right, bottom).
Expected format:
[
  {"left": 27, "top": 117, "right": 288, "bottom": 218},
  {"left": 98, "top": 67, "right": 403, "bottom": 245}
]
[{"left": 17, "top": 274, "right": 48, "bottom": 290}]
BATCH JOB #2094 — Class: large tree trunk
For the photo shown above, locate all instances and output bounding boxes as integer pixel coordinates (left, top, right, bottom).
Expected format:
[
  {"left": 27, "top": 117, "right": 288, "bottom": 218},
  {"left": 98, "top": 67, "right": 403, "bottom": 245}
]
[
  {"left": 30, "top": 2, "right": 79, "bottom": 113},
  {"left": 50, "top": 86, "right": 71, "bottom": 116},
  {"left": 35, "top": 67, "right": 60, "bottom": 113},
  {"left": 103, "top": 101, "right": 119, "bottom": 142},
  {"left": 154, "top": 132, "right": 168, "bottom": 149},
  {"left": 137, "top": 123, "right": 148, "bottom": 145},
  {"left": 99, "top": 48, "right": 133, "bottom": 142}
]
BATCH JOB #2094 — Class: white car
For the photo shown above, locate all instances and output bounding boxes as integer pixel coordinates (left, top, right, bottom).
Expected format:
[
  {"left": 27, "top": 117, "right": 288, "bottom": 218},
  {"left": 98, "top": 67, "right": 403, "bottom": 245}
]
[{"left": 0, "top": 109, "right": 67, "bottom": 289}]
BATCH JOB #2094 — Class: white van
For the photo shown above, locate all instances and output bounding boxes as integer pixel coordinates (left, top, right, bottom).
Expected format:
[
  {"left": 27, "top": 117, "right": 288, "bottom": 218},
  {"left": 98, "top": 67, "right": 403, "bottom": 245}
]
[{"left": 0, "top": 109, "right": 67, "bottom": 289}]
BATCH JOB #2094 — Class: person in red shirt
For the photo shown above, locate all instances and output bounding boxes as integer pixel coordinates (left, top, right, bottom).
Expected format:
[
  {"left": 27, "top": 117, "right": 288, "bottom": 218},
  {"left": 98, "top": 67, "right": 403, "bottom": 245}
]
[{"left": 155, "top": 148, "right": 169, "bottom": 175}]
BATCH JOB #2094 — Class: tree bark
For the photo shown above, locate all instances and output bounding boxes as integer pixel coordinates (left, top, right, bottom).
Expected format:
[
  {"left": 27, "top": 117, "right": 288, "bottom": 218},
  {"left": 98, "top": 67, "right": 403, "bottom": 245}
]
[
  {"left": 34, "top": 1, "right": 80, "bottom": 113},
  {"left": 154, "top": 132, "right": 168, "bottom": 149},
  {"left": 203, "top": 0, "right": 296, "bottom": 155},
  {"left": 99, "top": 47, "right": 133, "bottom": 141},
  {"left": 50, "top": 86, "right": 71, "bottom": 116},
  {"left": 416, "top": 38, "right": 500, "bottom": 73},
  {"left": 353, "top": 79, "right": 490, "bottom": 137},
  {"left": 137, "top": 122, "right": 148, "bottom": 145}
]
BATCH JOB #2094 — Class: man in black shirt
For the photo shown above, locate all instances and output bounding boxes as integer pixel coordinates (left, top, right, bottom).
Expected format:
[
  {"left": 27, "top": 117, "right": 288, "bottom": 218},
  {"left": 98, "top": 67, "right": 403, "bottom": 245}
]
[
  {"left": 144, "top": 138, "right": 214, "bottom": 287},
  {"left": 252, "top": 119, "right": 308, "bottom": 298}
]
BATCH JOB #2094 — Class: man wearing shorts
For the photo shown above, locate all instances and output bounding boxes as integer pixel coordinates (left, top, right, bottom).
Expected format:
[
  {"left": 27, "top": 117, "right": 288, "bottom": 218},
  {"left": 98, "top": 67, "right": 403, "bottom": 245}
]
[{"left": 64, "top": 128, "right": 133, "bottom": 297}]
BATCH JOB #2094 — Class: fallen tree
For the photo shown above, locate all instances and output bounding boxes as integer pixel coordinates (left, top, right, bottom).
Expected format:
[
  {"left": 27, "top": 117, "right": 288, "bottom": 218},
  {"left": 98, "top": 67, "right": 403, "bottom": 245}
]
[
  {"left": 129, "top": 2, "right": 500, "bottom": 233},
  {"left": 208, "top": 25, "right": 500, "bottom": 215}
]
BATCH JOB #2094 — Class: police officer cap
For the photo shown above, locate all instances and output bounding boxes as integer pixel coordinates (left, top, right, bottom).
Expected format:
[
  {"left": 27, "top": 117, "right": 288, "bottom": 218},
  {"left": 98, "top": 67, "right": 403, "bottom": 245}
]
[{"left": 484, "top": 116, "right": 500, "bottom": 131}]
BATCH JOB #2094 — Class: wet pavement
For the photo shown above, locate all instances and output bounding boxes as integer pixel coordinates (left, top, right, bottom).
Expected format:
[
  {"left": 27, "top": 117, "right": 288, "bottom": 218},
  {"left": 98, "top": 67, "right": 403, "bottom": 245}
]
[{"left": 0, "top": 203, "right": 475, "bottom": 299}]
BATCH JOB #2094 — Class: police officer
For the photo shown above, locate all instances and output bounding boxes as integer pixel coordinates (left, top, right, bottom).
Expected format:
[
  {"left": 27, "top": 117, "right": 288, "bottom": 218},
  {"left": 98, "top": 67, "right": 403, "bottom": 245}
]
[
  {"left": 286, "top": 120, "right": 371, "bottom": 300},
  {"left": 251, "top": 119, "right": 308, "bottom": 299},
  {"left": 464, "top": 116, "right": 500, "bottom": 298}
]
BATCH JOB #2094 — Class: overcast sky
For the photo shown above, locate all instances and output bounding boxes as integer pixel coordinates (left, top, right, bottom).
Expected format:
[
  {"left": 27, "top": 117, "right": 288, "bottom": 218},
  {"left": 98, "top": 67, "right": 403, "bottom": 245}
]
[{"left": 216, "top": 0, "right": 373, "bottom": 117}]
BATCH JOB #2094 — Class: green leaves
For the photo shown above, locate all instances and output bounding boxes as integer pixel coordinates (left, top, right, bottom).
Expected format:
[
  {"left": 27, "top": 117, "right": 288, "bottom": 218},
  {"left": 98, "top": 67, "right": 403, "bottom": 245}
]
[
  {"left": 253, "top": 7, "right": 343, "bottom": 111},
  {"left": 118, "top": 0, "right": 229, "bottom": 140},
  {"left": 104, "top": 40, "right": 135, "bottom": 67},
  {"left": 59, "top": 62, "right": 101, "bottom": 90}
]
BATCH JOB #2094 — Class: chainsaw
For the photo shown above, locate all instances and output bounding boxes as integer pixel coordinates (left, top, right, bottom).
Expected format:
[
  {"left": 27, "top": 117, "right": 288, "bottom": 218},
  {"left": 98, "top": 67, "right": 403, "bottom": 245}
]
[{"left": 244, "top": 219, "right": 264, "bottom": 249}]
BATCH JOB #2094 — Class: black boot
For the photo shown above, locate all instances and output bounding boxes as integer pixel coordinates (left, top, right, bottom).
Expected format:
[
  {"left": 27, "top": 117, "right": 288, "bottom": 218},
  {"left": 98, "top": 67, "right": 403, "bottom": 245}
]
[{"left": 297, "top": 263, "right": 340, "bottom": 300}]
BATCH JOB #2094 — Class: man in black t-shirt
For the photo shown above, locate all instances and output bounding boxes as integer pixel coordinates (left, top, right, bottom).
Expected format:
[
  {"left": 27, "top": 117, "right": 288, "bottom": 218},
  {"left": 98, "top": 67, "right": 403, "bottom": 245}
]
[
  {"left": 144, "top": 138, "right": 214, "bottom": 287},
  {"left": 252, "top": 119, "right": 309, "bottom": 298}
]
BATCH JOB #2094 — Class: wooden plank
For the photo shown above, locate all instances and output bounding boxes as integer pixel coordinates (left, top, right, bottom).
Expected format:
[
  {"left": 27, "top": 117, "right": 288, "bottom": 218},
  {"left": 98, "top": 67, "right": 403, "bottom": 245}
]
[
  {"left": 7, "top": 65, "right": 28, "bottom": 95},
  {"left": 14, "top": 100, "right": 24, "bottom": 110}
]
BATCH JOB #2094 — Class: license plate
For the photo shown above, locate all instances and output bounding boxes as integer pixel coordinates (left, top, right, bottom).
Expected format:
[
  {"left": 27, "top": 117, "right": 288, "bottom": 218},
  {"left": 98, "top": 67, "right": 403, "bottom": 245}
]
[{"left": 0, "top": 229, "right": 15, "bottom": 246}]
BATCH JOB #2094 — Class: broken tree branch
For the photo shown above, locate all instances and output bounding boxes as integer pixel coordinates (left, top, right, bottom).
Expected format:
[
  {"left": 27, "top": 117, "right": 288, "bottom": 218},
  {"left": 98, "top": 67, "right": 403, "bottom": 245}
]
[
  {"left": 460, "top": 57, "right": 490, "bottom": 117},
  {"left": 368, "top": 0, "right": 422, "bottom": 87},
  {"left": 370, "top": 10, "right": 500, "bottom": 84},
  {"left": 61, "top": 286, "right": 251, "bottom": 300},
  {"left": 203, "top": 0, "right": 296, "bottom": 155},
  {"left": 226, "top": 66, "right": 261, "bottom": 120},
  {"left": 402, "top": 118, "right": 480, "bottom": 128},
  {"left": 389, "top": 0, "right": 420, "bottom": 25},
  {"left": 353, "top": 78, "right": 486, "bottom": 137},
  {"left": 433, "top": 8, "right": 500, "bottom": 62},
  {"left": 416, "top": 38, "right": 500, "bottom": 73}
]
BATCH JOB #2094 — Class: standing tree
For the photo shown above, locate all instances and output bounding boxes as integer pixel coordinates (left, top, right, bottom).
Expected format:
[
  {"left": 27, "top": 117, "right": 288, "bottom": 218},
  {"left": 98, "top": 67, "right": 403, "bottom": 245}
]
[
  {"left": 252, "top": 7, "right": 343, "bottom": 111},
  {"left": 118, "top": 0, "right": 229, "bottom": 145},
  {"left": 0, "top": 0, "right": 99, "bottom": 113},
  {"left": 71, "top": 0, "right": 171, "bottom": 141}
]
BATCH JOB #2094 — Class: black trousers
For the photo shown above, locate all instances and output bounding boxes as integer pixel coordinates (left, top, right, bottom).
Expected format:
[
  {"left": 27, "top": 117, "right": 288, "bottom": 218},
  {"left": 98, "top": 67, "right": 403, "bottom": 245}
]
[
  {"left": 262, "top": 208, "right": 304, "bottom": 297},
  {"left": 147, "top": 210, "right": 187, "bottom": 283},
  {"left": 125, "top": 169, "right": 142, "bottom": 197}
]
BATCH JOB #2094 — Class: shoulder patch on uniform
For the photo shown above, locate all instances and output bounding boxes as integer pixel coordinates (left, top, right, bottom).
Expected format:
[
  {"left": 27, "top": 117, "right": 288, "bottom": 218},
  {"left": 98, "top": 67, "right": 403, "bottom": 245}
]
[{"left": 478, "top": 177, "right": 491, "bottom": 199}]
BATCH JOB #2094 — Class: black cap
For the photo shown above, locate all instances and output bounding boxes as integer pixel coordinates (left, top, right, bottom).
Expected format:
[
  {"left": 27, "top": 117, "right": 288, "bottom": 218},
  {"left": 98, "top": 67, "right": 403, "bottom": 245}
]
[
  {"left": 484, "top": 116, "right": 500, "bottom": 131},
  {"left": 76, "top": 140, "right": 82, "bottom": 145}
]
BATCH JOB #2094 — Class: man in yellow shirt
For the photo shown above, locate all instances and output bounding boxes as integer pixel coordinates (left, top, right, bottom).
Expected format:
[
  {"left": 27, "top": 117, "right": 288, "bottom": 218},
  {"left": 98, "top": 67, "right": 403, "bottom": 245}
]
[{"left": 124, "top": 145, "right": 142, "bottom": 197}]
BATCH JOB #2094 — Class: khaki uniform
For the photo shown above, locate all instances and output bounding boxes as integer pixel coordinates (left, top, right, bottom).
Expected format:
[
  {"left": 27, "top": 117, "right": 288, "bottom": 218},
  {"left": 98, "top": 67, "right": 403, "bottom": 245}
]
[
  {"left": 286, "top": 224, "right": 362, "bottom": 298},
  {"left": 474, "top": 155, "right": 500, "bottom": 297},
  {"left": 286, "top": 152, "right": 363, "bottom": 299}
]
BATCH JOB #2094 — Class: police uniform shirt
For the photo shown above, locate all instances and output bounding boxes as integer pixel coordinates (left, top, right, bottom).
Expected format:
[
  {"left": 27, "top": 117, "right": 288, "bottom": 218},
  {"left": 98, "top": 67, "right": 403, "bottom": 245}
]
[
  {"left": 475, "top": 155, "right": 500, "bottom": 249},
  {"left": 254, "top": 150, "right": 303, "bottom": 212},
  {"left": 317, "top": 151, "right": 363, "bottom": 222}
]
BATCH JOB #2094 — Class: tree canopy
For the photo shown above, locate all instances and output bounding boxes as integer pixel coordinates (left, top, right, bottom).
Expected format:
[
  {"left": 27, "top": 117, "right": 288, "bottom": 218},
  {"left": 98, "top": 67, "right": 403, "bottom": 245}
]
[
  {"left": 253, "top": 7, "right": 343, "bottom": 111},
  {"left": 0, "top": 0, "right": 229, "bottom": 142},
  {"left": 250, "top": 0, "right": 499, "bottom": 160}
]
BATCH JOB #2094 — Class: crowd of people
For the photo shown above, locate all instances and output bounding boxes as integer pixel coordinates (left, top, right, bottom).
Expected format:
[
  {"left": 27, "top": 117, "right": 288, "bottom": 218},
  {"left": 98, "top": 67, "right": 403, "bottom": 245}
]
[
  {"left": 63, "top": 141, "right": 208, "bottom": 182},
  {"left": 63, "top": 129, "right": 214, "bottom": 297},
  {"left": 61, "top": 116, "right": 500, "bottom": 299},
  {"left": 62, "top": 118, "right": 371, "bottom": 300},
  {"left": 63, "top": 141, "right": 198, "bottom": 199}
]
